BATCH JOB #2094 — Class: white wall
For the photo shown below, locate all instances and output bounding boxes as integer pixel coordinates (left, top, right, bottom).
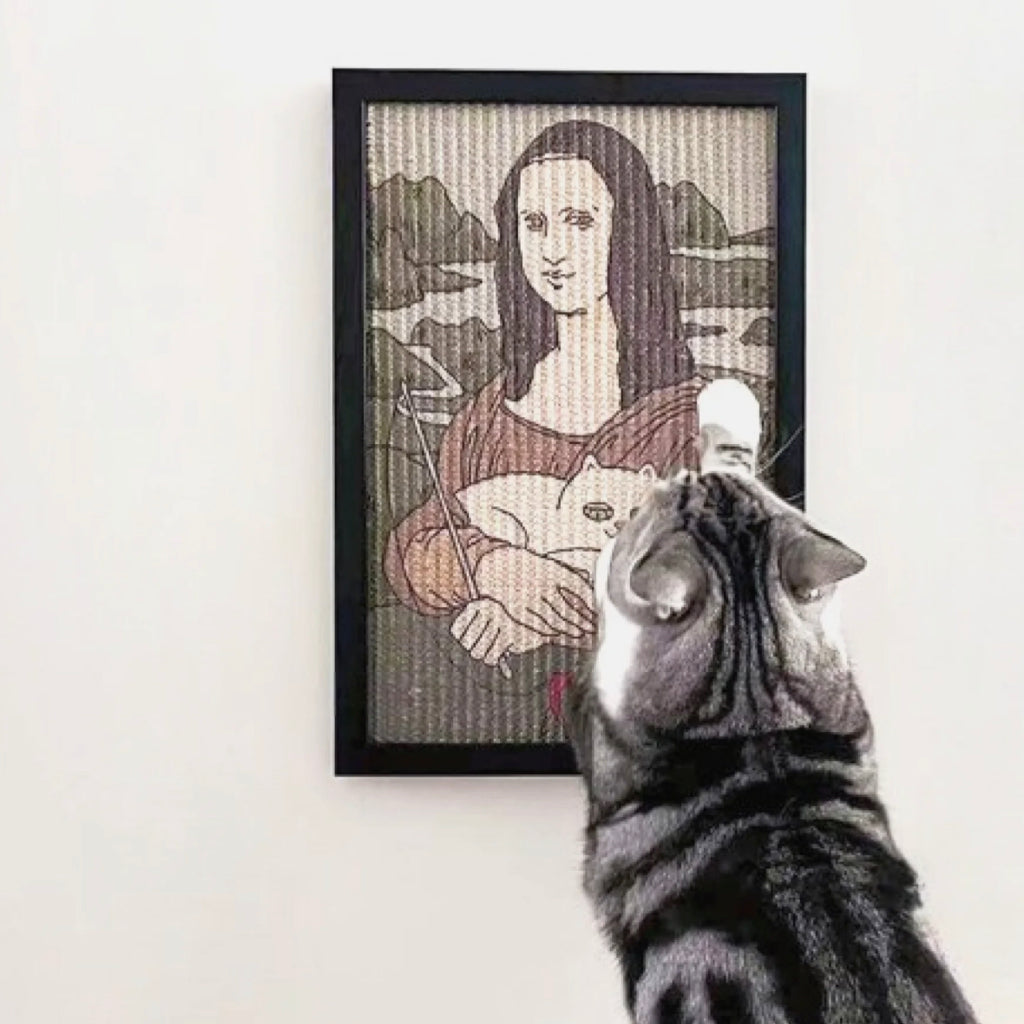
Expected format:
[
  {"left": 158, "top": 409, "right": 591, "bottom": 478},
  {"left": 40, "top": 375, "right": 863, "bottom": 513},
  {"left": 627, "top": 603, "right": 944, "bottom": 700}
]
[{"left": 1, "top": 1, "right": 1021, "bottom": 1021}]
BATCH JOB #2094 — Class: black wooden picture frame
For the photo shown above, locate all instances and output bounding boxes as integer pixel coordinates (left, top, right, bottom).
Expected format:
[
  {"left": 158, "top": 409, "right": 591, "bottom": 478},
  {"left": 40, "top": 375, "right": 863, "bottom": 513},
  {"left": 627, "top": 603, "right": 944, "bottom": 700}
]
[{"left": 334, "top": 69, "right": 806, "bottom": 777}]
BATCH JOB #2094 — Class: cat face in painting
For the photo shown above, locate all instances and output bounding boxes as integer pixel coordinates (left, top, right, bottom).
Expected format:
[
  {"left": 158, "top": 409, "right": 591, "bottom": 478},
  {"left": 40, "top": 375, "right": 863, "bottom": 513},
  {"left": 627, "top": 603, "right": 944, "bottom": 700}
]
[
  {"left": 557, "top": 456, "right": 658, "bottom": 544},
  {"left": 516, "top": 156, "right": 615, "bottom": 316},
  {"left": 592, "top": 383, "right": 868, "bottom": 740}
]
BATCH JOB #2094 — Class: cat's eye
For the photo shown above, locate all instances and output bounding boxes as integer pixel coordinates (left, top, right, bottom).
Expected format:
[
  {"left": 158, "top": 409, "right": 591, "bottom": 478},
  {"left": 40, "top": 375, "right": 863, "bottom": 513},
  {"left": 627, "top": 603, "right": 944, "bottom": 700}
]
[
  {"left": 793, "top": 586, "right": 824, "bottom": 604},
  {"left": 584, "top": 502, "right": 614, "bottom": 523}
]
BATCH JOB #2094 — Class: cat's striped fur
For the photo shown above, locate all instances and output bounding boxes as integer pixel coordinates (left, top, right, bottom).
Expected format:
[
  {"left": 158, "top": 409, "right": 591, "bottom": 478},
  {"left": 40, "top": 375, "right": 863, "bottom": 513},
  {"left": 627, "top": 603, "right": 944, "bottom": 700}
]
[{"left": 564, "top": 384, "right": 977, "bottom": 1023}]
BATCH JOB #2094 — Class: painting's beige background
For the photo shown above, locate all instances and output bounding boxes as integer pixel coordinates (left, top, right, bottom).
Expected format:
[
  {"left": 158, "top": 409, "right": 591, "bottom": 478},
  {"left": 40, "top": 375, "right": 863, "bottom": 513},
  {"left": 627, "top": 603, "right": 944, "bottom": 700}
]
[
  {"left": 2, "top": 1, "right": 1023, "bottom": 1022},
  {"left": 368, "top": 103, "right": 775, "bottom": 235},
  {"left": 364, "top": 103, "right": 777, "bottom": 742}
]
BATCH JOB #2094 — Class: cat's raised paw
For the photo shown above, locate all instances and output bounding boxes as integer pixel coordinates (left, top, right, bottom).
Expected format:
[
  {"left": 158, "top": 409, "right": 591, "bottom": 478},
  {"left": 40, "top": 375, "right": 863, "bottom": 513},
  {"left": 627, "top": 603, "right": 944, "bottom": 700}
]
[
  {"left": 697, "top": 379, "right": 761, "bottom": 447},
  {"left": 698, "top": 379, "right": 761, "bottom": 477}
]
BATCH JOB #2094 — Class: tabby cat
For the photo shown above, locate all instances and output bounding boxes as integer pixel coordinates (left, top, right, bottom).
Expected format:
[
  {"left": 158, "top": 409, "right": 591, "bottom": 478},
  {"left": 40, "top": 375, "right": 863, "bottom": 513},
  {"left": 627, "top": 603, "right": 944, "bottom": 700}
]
[{"left": 563, "top": 380, "right": 978, "bottom": 1024}]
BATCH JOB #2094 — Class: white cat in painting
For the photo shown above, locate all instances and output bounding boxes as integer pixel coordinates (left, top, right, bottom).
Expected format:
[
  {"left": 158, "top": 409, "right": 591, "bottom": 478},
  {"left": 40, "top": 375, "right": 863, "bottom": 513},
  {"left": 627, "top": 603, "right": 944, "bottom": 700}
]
[{"left": 457, "top": 456, "right": 658, "bottom": 580}]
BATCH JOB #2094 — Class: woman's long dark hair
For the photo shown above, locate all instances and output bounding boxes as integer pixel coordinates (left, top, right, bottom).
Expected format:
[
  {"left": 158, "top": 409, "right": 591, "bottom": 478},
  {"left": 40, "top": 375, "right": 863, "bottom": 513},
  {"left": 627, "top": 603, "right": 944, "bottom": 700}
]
[{"left": 494, "top": 120, "right": 695, "bottom": 406}]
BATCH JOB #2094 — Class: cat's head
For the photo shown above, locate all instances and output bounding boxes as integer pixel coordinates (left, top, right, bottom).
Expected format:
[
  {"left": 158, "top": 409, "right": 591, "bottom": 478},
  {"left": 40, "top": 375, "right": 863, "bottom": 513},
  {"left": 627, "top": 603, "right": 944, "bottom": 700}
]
[
  {"left": 591, "top": 380, "right": 868, "bottom": 741},
  {"left": 557, "top": 455, "right": 658, "bottom": 538}
]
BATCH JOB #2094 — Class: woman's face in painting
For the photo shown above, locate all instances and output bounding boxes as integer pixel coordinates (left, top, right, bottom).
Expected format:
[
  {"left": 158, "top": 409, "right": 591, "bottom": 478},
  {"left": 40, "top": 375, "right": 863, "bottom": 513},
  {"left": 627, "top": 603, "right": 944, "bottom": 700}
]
[{"left": 516, "top": 157, "right": 615, "bottom": 315}]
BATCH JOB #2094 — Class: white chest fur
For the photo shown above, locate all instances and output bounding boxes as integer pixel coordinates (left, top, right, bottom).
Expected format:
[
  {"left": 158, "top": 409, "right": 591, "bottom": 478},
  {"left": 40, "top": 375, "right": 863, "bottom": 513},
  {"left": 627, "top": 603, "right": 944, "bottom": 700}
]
[{"left": 592, "top": 540, "right": 640, "bottom": 719}]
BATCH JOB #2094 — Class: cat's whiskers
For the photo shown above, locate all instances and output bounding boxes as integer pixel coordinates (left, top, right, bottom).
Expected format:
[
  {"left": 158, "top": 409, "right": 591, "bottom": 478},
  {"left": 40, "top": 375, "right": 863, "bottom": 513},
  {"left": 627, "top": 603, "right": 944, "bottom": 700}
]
[{"left": 755, "top": 423, "right": 804, "bottom": 478}]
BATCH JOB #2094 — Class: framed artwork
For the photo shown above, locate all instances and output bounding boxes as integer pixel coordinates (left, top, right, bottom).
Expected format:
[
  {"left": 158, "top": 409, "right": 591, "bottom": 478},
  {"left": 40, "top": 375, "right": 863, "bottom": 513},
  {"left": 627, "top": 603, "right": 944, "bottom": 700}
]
[{"left": 335, "top": 70, "right": 805, "bottom": 776}]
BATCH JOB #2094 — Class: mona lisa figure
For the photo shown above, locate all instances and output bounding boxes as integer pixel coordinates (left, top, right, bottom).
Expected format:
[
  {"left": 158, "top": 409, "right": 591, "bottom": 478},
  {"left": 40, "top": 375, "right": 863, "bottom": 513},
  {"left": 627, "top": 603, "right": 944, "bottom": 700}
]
[{"left": 374, "top": 120, "right": 704, "bottom": 743}]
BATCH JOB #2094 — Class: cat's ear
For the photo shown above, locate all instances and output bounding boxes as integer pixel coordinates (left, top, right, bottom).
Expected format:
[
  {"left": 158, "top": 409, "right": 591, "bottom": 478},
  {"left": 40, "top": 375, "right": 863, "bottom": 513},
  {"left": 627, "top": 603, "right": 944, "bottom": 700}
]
[
  {"left": 639, "top": 463, "right": 658, "bottom": 484},
  {"left": 628, "top": 533, "right": 708, "bottom": 623},
  {"left": 783, "top": 529, "right": 866, "bottom": 596},
  {"left": 581, "top": 454, "right": 601, "bottom": 473}
]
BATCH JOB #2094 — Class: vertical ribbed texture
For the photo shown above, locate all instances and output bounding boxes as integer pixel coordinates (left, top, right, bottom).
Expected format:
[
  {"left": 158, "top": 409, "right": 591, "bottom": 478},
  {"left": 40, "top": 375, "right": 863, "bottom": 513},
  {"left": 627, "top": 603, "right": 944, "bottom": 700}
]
[{"left": 364, "top": 103, "right": 777, "bottom": 744}]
